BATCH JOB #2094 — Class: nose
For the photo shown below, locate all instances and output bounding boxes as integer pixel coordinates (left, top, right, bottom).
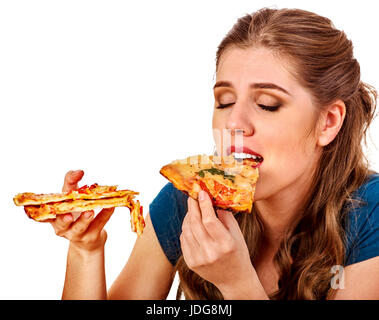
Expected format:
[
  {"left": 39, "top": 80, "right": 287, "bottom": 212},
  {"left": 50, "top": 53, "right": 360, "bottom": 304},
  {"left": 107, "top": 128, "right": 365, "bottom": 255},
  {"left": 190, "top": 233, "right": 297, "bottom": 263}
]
[{"left": 225, "top": 101, "right": 254, "bottom": 136}]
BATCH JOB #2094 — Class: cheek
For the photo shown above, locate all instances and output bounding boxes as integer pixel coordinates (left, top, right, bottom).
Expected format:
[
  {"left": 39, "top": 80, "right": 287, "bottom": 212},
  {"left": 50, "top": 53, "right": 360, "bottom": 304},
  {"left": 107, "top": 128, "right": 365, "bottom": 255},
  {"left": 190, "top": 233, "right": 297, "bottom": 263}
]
[
  {"left": 212, "top": 111, "right": 228, "bottom": 150},
  {"left": 212, "top": 110, "right": 225, "bottom": 129},
  {"left": 267, "top": 107, "right": 317, "bottom": 159},
  {"left": 256, "top": 121, "right": 318, "bottom": 196},
  {"left": 269, "top": 124, "right": 316, "bottom": 170}
]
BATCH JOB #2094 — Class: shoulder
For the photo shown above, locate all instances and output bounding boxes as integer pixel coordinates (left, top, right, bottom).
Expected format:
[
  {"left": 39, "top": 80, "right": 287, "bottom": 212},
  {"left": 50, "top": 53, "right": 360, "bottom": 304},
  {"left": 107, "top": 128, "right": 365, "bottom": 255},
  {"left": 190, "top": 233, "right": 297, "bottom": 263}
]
[
  {"left": 353, "top": 173, "right": 379, "bottom": 200},
  {"left": 344, "top": 173, "right": 379, "bottom": 266},
  {"left": 348, "top": 173, "right": 379, "bottom": 220},
  {"left": 149, "top": 183, "right": 189, "bottom": 225},
  {"left": 150, "top": 182, "right": 188, "bottom": 208},
  {"left": 149, "top": 183, "right": 188, "bottom": 266}
]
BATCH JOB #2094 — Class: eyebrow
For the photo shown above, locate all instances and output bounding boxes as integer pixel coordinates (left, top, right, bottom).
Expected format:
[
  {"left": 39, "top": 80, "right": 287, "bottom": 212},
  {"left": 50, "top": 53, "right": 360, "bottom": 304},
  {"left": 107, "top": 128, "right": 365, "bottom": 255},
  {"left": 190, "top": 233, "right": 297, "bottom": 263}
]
[{"left": 213, "top": 81, "right": 291, "bottom": 96}]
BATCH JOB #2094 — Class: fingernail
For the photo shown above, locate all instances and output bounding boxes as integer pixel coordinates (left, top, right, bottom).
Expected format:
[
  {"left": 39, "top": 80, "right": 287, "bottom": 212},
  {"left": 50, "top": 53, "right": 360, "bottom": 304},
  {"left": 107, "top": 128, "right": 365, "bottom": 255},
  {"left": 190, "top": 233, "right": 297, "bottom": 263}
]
[
  {"left": 198, "top": 190, "right": 205, "bottom": 201},
  {"left": 64, "top": 215, "right": 72, "bottom": 222},
  {"left": 84, "top": 211, "right": 93, "bottom": 219}
]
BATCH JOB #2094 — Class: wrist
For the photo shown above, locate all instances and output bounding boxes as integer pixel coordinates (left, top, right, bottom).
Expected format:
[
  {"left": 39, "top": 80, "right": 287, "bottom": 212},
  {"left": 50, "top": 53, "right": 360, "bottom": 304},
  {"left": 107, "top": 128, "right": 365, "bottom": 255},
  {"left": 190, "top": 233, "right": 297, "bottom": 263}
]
[
  {"left": 217, "top": 269, "right": 269, "bottom": 300},
  {"left": 69, "top": 241, "right": 105, "bottom": 259},
  {"left": 69, "top": 230, "right": 108, "bottom": 255}
]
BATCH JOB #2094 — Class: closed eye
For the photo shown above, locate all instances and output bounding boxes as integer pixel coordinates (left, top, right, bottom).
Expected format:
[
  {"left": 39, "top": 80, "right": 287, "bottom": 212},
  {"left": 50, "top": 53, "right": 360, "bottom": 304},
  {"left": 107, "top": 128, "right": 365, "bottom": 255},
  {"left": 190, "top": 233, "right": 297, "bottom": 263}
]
[
  {"left": 258, "top": 104, "right": 281, "bottom": 112},
  {"left": 216, "top": 102, "right": 281, "bottom": 111},
  {"left": 216, "top": 102, "right": 235, "bottom": 109}
]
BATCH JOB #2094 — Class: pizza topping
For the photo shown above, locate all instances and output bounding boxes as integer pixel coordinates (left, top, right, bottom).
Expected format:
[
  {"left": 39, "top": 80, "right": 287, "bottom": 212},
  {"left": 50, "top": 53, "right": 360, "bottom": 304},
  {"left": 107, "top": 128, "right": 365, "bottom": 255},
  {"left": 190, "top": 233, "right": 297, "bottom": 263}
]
[
  {"left": 197, "top": 167, "right": 235, "bottom": 183},
  {"left": 198, "top": 178, "right": 237, "bottom": 208},
  {"left": 213, "top": 180, "right": 237, "bottom": 205},
  {"left": 89, "top": 183, "right": 98, "bottom": 190},
  {"left": 198, "top": 180, "right": 216, "bottom": 205},
  {"left": 77, "top": 185, "right": 89, "bottom": 194},
  {"left": 76, "top": 183, "right": 100, "bottom": 194}
]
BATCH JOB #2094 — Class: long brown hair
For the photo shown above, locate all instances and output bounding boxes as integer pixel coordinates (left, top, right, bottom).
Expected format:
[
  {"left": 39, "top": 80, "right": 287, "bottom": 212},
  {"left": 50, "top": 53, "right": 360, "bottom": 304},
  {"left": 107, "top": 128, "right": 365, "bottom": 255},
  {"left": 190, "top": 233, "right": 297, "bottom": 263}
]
[{"left": 176, "top": 8, "right": 377, "bottom": 300}]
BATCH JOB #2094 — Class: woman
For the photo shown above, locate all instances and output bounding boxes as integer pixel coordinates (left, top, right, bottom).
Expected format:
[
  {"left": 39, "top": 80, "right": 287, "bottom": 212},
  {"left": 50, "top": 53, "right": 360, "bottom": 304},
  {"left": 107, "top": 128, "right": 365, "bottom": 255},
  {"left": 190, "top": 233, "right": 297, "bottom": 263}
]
[{"left": 51, "top": 8, "right": 379, "bottom": 299}]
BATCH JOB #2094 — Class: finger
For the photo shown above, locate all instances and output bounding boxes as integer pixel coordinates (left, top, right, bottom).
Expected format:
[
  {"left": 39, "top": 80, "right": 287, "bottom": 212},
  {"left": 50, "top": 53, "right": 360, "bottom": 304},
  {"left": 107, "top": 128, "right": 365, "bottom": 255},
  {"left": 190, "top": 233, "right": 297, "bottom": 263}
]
[
  {"left": 198, "top": 190, "right": 229, "bottom": 241},
  {"left": 216, "top": 209, "right": 240, "bottom": 231},
  {"left": 69, "top": 210, "right": 94, "bottom": 236},
  {"left": 50, "top": 213, "right": 73, "bottom": 236},
  {"left": 217, "top": 209, "right": 246, "bottom": 251},
  {"left": 181, "top": 210, "right": 201, "bottom": 249},
  {"left": 189, "top": 198, "right": 230, "bottom": 263},
  {"left": 86, "top": 207, "right": 115, "bottom": 234},
  {"left": 180, "top": 213, "right": 201, "bottom": 267},
  {"left": 62, "top": 170, "right": 84, "bottom": 192},
  {"left": 216, "top": 209, "right": 243, "bottom": 239},
  {"left": 187, "top": 197, "right": 213, "bottom": 244}
]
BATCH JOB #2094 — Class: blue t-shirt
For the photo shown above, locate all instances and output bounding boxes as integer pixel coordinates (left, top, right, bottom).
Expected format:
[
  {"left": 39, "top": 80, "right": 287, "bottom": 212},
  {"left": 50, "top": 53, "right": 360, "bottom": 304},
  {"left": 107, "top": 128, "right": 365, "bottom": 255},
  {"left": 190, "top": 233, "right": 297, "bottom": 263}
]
[{"left": 149, "top": 173, "right": 379, "bottom": 266}]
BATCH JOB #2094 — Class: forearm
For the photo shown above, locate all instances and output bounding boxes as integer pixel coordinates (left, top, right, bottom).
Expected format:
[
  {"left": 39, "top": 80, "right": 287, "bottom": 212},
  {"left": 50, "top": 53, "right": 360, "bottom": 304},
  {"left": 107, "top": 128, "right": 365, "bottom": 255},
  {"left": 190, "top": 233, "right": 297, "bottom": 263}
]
[{"left": 62, "top": 243, "right": 107, "bottom": 300}]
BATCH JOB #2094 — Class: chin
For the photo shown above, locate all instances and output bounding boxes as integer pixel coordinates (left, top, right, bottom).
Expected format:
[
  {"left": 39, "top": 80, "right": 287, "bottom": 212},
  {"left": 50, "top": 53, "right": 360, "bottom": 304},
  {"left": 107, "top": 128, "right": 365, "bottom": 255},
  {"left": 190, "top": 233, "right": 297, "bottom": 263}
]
[
  {"left": 253, "top": 189, "right": 265, "bottom": 203},
  {"left": 253, "top": 180, "right": 265, "bottom": 202},
  {"left": 252, "top": 172, "right": 280, "bottom": 203}
]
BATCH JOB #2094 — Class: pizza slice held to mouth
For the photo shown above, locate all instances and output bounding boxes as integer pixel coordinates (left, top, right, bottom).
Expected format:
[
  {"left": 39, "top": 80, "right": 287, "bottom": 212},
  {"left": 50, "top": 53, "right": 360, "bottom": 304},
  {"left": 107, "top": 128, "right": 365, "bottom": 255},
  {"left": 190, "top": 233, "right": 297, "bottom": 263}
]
[
  {"left": 13, "top": 183, "right": 145, "bottom": 236},
  {"left": 160, "top": 154, "right": 259, "bottom": 213}
]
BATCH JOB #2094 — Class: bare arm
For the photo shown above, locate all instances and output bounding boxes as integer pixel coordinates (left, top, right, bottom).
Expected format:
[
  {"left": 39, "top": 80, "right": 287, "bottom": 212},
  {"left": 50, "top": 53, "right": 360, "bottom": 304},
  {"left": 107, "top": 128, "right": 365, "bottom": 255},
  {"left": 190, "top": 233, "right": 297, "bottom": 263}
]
[
  {"left": 108, "top": 213, "right": 175, "bottom": 299},
  {"left": 51, "top": 170, "right": 114, "bottom": 299},
  {"left": 330, "top": 256, "right": 379, "bottom": 299},
  {"left": 53, "top": 170, "right": 175, "bottom": 299},
  {"left": 62, "top": 212, "right": 174, "bottom": 300},
  {"left": 62, "top": 242, "right": 107, "bottom": 299}
]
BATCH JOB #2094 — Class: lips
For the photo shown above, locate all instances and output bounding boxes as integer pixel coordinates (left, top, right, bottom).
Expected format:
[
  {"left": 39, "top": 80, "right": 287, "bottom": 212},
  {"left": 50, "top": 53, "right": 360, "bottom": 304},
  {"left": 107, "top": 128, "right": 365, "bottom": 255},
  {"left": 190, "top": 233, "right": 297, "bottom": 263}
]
[{"left": 227, "top": 146, "right": 264, "bottom": 168}]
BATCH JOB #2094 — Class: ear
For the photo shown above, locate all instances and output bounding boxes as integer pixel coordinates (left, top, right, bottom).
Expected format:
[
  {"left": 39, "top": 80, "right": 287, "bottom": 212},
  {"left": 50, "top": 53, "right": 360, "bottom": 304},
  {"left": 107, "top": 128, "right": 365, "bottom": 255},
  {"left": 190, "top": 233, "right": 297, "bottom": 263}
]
[{"left": 317, "top": 100, "right": 346, "bottom": 147}]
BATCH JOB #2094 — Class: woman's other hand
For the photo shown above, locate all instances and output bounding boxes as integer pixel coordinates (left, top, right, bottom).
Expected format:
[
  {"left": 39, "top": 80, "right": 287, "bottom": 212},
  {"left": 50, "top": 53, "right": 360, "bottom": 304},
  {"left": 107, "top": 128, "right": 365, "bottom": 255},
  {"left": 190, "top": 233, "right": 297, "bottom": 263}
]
[{"left": 50, "top": 170, "right": 114, "bottom": 252}]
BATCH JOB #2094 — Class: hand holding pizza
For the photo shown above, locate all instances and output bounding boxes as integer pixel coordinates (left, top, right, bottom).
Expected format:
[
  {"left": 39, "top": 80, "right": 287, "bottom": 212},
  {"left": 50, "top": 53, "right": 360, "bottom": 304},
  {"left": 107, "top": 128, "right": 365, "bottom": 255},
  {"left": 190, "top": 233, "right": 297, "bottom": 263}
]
[
  {"left": 50, "top": 170, "right": 115, "bottom": 252},
  {"left": 180, "top": 190, "right": 264, "bottom": 298}
]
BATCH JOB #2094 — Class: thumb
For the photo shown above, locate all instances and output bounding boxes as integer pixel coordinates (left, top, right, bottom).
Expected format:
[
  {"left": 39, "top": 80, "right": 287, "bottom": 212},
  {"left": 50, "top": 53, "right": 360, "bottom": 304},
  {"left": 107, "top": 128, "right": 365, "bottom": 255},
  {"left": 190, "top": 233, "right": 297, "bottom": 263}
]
[{"left": 63, "top": 170, "right": 84, "bottom": 192}]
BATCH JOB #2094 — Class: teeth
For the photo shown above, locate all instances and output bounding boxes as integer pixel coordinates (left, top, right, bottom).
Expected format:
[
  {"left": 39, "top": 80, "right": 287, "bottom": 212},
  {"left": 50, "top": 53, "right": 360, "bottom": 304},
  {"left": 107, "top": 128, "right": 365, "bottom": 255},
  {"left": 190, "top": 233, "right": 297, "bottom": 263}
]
[{"left": 232, "top": 152, "right": 259, "bottom": 160}]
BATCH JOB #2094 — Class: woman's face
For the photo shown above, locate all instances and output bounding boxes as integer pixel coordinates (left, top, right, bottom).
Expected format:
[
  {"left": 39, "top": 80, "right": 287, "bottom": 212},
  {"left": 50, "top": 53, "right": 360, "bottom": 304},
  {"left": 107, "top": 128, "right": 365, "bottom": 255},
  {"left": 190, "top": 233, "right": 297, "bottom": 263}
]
[{"left": 212, "top": 46, "right": 322, "bottom": 201}]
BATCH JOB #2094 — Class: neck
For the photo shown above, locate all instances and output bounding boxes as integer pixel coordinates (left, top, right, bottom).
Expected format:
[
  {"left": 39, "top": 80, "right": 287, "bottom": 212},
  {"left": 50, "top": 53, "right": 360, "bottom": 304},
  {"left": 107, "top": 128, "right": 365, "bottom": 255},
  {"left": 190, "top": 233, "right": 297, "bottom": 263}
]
[{"left": 254, "top": 170, "right": 315, "bottom": 248}]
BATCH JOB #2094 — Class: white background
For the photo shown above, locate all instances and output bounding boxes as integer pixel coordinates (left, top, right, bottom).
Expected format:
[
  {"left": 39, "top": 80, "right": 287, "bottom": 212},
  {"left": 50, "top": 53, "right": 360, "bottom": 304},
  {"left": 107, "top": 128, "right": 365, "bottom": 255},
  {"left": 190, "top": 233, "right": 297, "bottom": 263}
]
[{"left": 0, "top": 0, "right": 378, "bottom": 299}]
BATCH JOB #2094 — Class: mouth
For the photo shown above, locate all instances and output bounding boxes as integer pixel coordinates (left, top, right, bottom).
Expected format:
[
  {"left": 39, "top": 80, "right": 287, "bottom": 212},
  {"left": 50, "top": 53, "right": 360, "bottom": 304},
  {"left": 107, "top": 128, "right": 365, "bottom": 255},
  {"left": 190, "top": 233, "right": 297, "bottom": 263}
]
[{"left": 227, "top": 146, "right": 264, "bottom": 167}]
